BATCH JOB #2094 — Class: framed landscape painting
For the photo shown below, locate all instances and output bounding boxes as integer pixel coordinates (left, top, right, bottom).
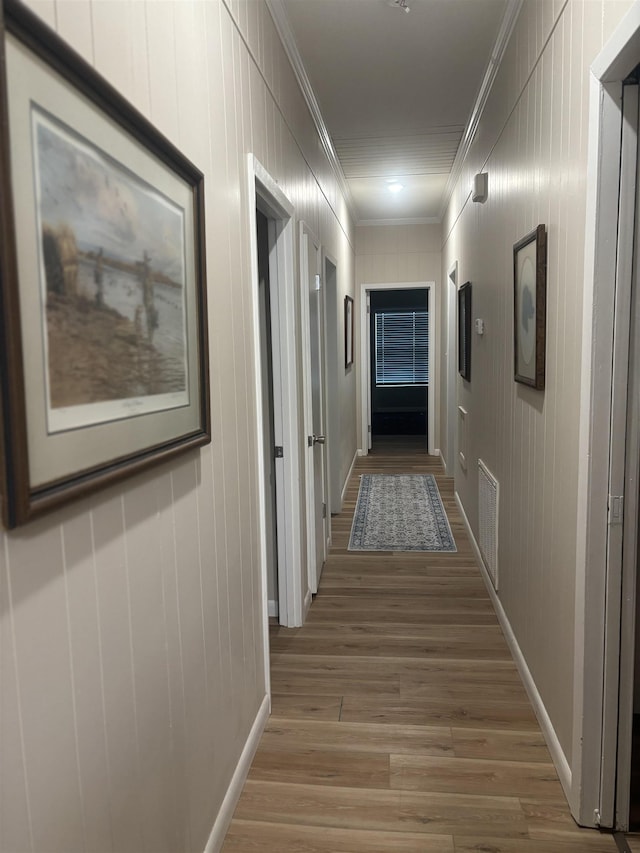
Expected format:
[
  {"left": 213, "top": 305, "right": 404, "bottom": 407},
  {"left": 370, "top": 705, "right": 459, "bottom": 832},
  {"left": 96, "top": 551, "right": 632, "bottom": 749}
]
[
  {"left": 513, "top": 224, "right": 547, "bottom": 389},
  {"left": 0, "top": 0, "right": 210, "bottom": 527}
]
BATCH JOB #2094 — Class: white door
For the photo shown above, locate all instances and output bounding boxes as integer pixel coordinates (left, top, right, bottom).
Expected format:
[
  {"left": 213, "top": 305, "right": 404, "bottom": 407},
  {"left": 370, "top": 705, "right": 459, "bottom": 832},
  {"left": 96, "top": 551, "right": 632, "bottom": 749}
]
[
  {"left": 323, "top": 254, "right": 342, "bottom": 514},
  {"left": 301, "top": 225, "right": 327, "bottom": 593},
  {"left": 600, "top": 80, "right": 640, "bottom": 830},
  {"left": 613, "top": 79, "right": 640, "bottom": 830}
]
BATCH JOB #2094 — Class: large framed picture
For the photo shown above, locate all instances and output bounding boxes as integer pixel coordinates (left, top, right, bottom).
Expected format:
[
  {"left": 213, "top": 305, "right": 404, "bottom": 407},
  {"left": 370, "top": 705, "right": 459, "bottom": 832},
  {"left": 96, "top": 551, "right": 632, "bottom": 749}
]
[
  {"left": 344, "top": 295, "right": 354, "bottom": 368},
  {"left": 513, "top": 224, "right": 547, "bottom": 389},
  {"left": 458, "top": 282, "right": 471, "bottom": 382},
  {"left": 0, "top": 0, "right": 210, "bottom": 528}
]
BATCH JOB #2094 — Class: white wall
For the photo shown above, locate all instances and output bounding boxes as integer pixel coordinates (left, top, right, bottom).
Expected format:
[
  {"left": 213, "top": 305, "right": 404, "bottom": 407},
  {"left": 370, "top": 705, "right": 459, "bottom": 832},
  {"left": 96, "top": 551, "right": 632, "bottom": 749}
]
[
  {"left": 0, "top": 1, "right": 356, "bottom": 851},
  {"left": 355, "top": 223, "right": 442, "bottom": 450},
  {"left": 440, "top": 0, "right": 634, "bottom": 770}
]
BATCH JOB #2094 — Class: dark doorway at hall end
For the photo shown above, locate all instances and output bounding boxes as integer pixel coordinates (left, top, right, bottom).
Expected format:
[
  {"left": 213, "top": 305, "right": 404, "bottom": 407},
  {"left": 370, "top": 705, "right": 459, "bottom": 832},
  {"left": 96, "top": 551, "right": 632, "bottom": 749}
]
[{"left": 369, "top": 287, "right": 429, "bottom": 445}]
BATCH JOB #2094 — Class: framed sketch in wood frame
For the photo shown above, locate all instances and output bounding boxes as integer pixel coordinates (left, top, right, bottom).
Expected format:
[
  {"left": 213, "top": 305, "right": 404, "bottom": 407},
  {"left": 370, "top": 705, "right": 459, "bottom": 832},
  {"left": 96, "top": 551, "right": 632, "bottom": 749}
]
[
  {"left": 458, "top": 282, "right": 471, "bottom": 382},
  {"left": 344, "top": 295, "right": 354, "bottom": 368},
  {"left": 0, "top": 0, "right": 210, "bottom": 528},
  {"left": 513, "top": 224, "right": 547, "bottom": 389}
]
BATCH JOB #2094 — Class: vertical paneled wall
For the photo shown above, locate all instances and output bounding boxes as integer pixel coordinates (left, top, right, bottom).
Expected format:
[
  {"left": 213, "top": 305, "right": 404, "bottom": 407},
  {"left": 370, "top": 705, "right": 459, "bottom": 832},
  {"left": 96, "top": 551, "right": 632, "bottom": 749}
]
[
  {"left": 440, "top": 0, "right": 634, "bottom": 766},
  {"left": 0, "top": 2, "right": 356, "bottom": 851},
  {"left": 355, "top": 223, "right": 442, "bottom": 451}
]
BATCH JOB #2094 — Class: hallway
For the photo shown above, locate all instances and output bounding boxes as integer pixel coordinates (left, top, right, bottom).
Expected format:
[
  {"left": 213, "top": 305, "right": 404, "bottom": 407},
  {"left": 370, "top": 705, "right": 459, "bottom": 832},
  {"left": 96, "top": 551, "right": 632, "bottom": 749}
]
[{"left": 223, "top": 442, "right": 618, "bottom": 852}]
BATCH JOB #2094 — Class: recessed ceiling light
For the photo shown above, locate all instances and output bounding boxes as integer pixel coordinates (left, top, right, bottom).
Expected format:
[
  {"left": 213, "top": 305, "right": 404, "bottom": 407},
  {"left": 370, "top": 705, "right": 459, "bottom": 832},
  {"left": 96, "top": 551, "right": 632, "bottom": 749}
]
[
  {"left": 388, "top": 182, "right": 404, "bottom": 194},
  {"left": 387, "top": 0, "right": 410, "bottom": 12}
]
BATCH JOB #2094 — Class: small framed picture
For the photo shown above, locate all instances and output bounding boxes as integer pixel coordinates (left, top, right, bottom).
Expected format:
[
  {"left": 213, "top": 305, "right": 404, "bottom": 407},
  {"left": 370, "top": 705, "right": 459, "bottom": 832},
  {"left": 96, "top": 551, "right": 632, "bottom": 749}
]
[
  {"left": 0, "top": 0, "right": 210, "bottom": 527},
  {"left": 344, "top": 295, "right": 354, "bottom": 368},
  {"left": 513, "top": 225, "right": 547, "bottom": 389},
  {"left": 458, "top": 282, "right": 471, "bottom": 381}
]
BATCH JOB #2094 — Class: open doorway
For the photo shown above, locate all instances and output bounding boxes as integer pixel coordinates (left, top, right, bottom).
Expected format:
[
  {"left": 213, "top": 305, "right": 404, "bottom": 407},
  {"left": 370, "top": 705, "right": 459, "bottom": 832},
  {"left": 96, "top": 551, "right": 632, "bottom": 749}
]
[
  {"left": 256, "top": 210, "right": 279, "bottom": 618},
  {"left": 369, "top": 288, "right": 429, "bottom": 445},
  {"left": 359, "top": 280, "right": 435, "bottom": 456}
]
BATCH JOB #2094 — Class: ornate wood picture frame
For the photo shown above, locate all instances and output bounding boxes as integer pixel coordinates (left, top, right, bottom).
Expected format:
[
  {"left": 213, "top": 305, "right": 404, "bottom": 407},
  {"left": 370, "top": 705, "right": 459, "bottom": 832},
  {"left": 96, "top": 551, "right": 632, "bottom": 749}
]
[
  {"left": 513, "top": 224, "right": 547, "bottom": 389},
  {"left": 344, "top": 295, "right": 354, "bottom": 368},
  {"left": 458, "top": 281, "right": 471, "bottom": 382},
  {"left": 0, "top": 0, "right": 210, "bottom": 527}
]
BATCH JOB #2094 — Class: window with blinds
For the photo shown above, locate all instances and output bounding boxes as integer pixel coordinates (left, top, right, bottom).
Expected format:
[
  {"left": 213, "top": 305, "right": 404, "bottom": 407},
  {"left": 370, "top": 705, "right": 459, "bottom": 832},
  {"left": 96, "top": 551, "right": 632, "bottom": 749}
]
[{"left": 374, "top": 310, "right": 429, "bottom": 386}]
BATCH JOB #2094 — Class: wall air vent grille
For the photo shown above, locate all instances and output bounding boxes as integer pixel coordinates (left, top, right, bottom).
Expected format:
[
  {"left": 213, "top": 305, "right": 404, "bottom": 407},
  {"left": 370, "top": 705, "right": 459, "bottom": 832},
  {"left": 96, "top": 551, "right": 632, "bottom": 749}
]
[{"left": 478, "top": 459, "right": 499, "bottom": 590}]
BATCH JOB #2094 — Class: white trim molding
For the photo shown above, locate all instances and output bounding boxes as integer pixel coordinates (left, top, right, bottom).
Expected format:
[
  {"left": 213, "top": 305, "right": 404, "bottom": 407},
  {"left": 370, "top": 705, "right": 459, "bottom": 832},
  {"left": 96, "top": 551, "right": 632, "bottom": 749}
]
[
  {"left": 203, "top": 694, "right": 270, "bottom": 852},
  {"left": 455, "top": 493, "right": 572, "bottom": 799},
  {"left": 341, "top": 450, "right": 359, "bottom": 506}
]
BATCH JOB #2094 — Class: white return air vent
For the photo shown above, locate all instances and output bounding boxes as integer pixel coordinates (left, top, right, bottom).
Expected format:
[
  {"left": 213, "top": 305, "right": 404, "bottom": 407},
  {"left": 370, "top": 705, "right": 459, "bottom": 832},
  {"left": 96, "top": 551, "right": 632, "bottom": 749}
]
[{"left": 478, "top": 460, "right": 499, "bottom": 590}]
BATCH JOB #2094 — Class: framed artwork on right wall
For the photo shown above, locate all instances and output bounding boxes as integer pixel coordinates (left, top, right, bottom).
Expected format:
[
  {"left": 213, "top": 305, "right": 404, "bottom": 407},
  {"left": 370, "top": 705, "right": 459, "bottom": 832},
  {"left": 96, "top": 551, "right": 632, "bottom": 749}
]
[
  {"left": 513, "top": 224, "right": 547, "bottom": 389},
  {"left": 458, "top": 281, "right": 471, "bottom": 382},
  {"left": 344, "top": 295, "right": 354, "bottom": 368}
]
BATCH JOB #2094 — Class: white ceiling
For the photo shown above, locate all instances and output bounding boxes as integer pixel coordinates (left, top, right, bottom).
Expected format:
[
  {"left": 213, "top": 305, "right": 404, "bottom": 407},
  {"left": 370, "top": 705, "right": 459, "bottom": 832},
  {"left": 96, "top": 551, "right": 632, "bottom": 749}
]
[{"left": 270, "top": 0, "right": 514, "bottom": 223}]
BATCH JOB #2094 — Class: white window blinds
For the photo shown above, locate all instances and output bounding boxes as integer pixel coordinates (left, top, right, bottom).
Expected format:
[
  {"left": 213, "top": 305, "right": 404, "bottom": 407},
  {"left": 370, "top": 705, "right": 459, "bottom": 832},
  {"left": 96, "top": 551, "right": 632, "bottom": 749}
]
[{"left": 374, "top": 310, "right": 428, "bottom": 386}]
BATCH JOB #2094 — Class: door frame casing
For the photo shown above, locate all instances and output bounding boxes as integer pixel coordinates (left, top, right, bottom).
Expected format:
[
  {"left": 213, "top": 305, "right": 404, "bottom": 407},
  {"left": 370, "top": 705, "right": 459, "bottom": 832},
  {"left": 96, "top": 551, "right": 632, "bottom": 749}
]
[
  {"left": 247, "top": 156, "right": 305, "bottom": 653},
  {"left": 359, "top": 281, "right": 436, "bottom": 455},
  {"left": 573, "top": 2, "right": 640, "bottom": 829}
]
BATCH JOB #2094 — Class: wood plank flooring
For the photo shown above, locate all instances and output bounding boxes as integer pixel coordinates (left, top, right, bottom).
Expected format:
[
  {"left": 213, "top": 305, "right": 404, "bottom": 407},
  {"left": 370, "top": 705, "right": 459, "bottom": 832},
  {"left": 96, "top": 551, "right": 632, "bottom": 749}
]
[{"left": 223, "top": 438, "right": 618, "bottom": 852}]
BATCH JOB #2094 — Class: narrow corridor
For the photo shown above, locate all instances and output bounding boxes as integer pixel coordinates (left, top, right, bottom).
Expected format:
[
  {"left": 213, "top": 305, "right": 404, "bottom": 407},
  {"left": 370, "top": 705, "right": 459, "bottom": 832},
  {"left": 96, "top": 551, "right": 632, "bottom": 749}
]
[{"left": 223, "top": 441, "right": 618, "bottom": 851}]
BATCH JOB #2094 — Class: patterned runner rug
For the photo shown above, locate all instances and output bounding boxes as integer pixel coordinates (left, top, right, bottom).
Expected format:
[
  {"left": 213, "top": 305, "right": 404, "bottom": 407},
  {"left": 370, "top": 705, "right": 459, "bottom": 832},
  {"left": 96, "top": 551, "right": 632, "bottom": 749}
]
[{"left": 348, "top": 474, "right": 456, "bottom": 552}]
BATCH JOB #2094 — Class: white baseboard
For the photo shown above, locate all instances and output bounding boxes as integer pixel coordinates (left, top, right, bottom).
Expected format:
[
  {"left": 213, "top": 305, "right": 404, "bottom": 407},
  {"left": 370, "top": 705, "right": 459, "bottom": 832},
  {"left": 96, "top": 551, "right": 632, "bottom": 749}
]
[
  {"left": 454, "top": 491, "right": 573, "bottom": 800},
  {"left": 357, "top": 448, "right": 367, "bottom": 457},
  {"left": 203, "top": 693, "right": 270, "bottom": 852},
  {"left": 267, "top": 599, "right": 278, "bottom": 618},
  {"left": 303, "top": 588, "right": 312, "bottom": 620},
  {"left": 342, "top": 450, "right": 359, "bottom": 504}
]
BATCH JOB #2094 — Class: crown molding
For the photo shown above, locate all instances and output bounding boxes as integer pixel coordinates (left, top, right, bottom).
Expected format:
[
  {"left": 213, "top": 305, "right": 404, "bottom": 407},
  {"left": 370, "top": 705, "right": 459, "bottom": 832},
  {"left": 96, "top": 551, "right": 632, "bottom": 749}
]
[
  {"left": 438, "top": 0, "right": 524, "bottom": 221},
  {"left": 266, "top": 0, "right": 357, "bottom": 221},
  {"left": 356, "top": 217, "right": 441, "bottom": 227}
]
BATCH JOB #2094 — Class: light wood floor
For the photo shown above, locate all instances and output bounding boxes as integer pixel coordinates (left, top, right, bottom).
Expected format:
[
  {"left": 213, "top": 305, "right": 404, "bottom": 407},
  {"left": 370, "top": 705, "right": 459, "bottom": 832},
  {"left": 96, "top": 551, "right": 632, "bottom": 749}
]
[{"left": 223, "top": 439, "right": 619, "bottom": 852}]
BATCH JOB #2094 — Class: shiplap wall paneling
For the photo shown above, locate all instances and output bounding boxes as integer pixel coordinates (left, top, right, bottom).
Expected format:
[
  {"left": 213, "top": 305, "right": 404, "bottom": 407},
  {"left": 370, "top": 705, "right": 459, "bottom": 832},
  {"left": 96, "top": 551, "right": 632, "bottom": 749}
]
[
  {"left": 0, "top": 0, "right": 357, "bottom": 850},
  {"left": 441, "top": 0, "right": 635, "bottom": 773}
]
